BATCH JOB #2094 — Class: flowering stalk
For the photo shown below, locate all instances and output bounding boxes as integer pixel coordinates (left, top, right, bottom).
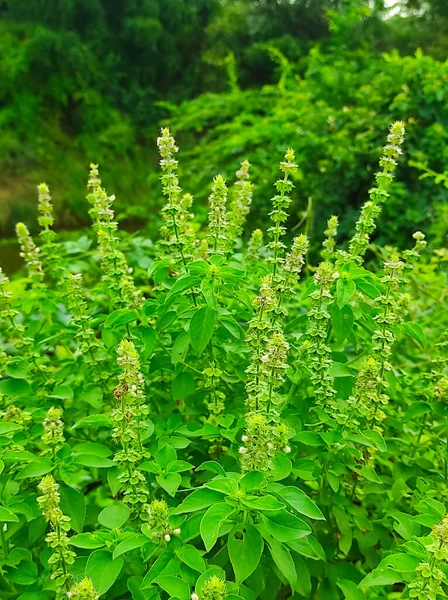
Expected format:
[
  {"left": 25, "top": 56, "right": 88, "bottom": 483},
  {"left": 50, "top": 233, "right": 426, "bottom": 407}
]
[
  {"left": 42, "top": 407, "right": 65, "bottom": 457},
  {"left": 239, "top": 412, "right": 289, "bottom": 471},
  {"left": 407, "top": 516, "right": 448, "bottom": 599},
  {"left": 66, "top": 273, "right": 103, "bottom": 376},
  {"left": 147, "top": 499, "right": 181, "bottom": 542},
  {"left": 112, "top": 340, "right": 150, "bottom": 514},
  {"left": 207, "top": 175, "right": 229, "bottom": 255},
  {"left": 245, "top": 277, "right": 277, "bottom": 413},
  {"left": 275, "top": 233, "right": 309, "bottom": 319},
  {"left": 226, "top": 160, "right": 254, "bottom": 250},
  {"left": 15, "top": 222, "right": 44, "bottom": 287},
  {"left": 157, "top": 128, "right": 196, "bottom": 263},
  {"left": 247, "top": 229, "right": 264, "bottom": 259},
  {"left": 37, "top": 475, "right": 75, "bottom": 596},
  {"left": 267, "top": 148, "right": 298, "bottom": 278},
  {"left": 194, "top": 575, "right": 227, "bottom": 600},
  {"left": 321, "top": 215, "right": 338, "bottom": 261},
  {"left": 304, "top": 262, "right": 338, "bottom": 408},
  {"left": 343, "top": 122, "right": 405, "bottom": 264},
  {"left": 67, "top": 578, "right": 99, "bottom": 600},
  {"left": 87, "top": 164, "right": 143, "bottom": 310},
  {"left": 37, "top": 183, "right": 62, "bottom": 278}
]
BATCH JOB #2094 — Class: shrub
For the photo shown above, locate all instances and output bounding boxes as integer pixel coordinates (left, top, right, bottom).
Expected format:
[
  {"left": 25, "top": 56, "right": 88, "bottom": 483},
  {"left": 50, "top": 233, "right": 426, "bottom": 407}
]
[
  {"left": 0, "top": 123, "right": 447, "bottom": 599},
  {"left": 166, "top": 47, "right": 448, "bottom": 248}
]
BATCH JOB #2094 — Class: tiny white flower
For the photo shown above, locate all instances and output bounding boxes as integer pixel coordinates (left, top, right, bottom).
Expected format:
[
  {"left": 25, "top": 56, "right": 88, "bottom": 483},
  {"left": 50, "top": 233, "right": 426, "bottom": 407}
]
[
  {"left": 173, "top": 528, "right": 181, "bottom": 535},
  {"left": 238, "top": 447, "right": 248, "bottom": 455},
  {"left": 267, "top": 442, "right": 275, "bottom": 450},
  {"left": 333, "top": 271, "right": 339, "bottom": 279},
  {"left": 284, "top": 446, "right": 291, "bottom": 454},
  {"left": 241, "top": 435, "right": 248, "bottom": 442},
  {"left": 164, "top": 533, "right": 171, "bottom": 542},
  {"left": 3, "top": 523, "right": 7, "bottom": 532},
  {"left": 191, "top": 594, "right": 199, "bottom": 600}
]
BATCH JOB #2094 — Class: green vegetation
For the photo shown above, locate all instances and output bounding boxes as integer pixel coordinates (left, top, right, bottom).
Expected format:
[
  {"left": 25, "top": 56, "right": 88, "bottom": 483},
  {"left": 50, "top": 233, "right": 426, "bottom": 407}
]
[
  {"left": 1, "top": 0, "right": 448, "bottom": 243},
  {"left": 0, "top": 123, "right": 447, "bottom": 599}
]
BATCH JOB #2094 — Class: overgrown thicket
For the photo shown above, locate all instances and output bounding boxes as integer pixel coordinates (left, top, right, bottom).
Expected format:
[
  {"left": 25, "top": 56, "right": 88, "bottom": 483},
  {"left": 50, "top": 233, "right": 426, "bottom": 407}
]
[
  {"left": 2, "top": 0, "right": 448, "bottom": 237},
  {"left": 0, "top": 123, "right": 447, "bottom": 600}
]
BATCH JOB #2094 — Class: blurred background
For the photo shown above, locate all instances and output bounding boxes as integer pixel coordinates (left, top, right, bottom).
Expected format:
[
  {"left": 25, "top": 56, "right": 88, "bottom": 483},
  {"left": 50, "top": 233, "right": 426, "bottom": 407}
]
[{"left": 0, "top": 0, "right": 447, "bottom": 271}]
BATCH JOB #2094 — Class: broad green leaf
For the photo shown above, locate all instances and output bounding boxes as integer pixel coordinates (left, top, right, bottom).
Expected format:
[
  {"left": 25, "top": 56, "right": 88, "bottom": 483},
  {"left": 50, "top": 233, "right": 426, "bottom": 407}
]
[
  {"left": 98, "top": 503, "right": 131, "bottom": 529},
  {"left": 204, "top": 477, "right": 238, "bottom": 496},
  {"left": 0, "top": 505, "right": 19, "bottom": 522},
  {"left": 0, "top": 423, "right": 22, "bottom": 435},
  {"left": 175, "top": 545, "right": 206, "bottom": 572},
  {"left": 268, "top": 539, "right": 297, "bottom": 588},
  {"left": 189, "top": 307, "right": 217, "bottom": 355},
  {"left": 277, "top": 486, "right": 325, "bottom": 520},
  {"left": 105, "top": 308, "right": 138, "bottom": 328},
  {"left": 71, "top": 414, "right": 112, "bottom": 430},
  {"left": 261, "top": 511, "right": 311, "bottom": 542},
  {"left": 86, "top": 550, "right": 124, "bottom": 595},
  {"left": 242, "top": 495, "right": 286, "bottom": 512},
  {"left": 74, "top": 454, "right": 115, "bottom": 468},
  {"left": 156, "top": 473, "right": 181, "bottom": 496},
  {"left": 200, "top": 502, "right": 234, "bottom": 551},
  {"left": 228, "top": 524, "right": 263, "bottom": 583},
  {"left": 172, "top": 489, "right": 225, "bottom": 514},
  {"left": 70, "top": 533, "right": 105, "bottom": 549},
  {"left": 113, "top": 535, "right": 148, "bottom": 559},
  {"left": 154, "top": 576, "right": 189, "bottom": 600},
  {"left": 0, "top": 378, "right": 32, "bottom": 397},
  {"left": 172, "top": 372, "right": 195, "bottom": 400},
  {"left": 60, "top": 487, "right": 86, "bottom": 533},
  {"left": 16, "top": 458, "right": 54, "bottom": 479}
]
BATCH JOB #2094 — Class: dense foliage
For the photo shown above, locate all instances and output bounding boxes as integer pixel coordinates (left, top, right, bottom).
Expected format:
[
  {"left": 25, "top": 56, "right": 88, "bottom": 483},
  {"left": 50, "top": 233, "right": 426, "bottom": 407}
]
[
  {"left": 167, "top": 45, "right": 448, "bottom": 247},
  {"left": 0, "top": 123, "right": 447, "bottom": 599},
  {"left": 1, "top": 0, "right": 448, "bottom": 238}
]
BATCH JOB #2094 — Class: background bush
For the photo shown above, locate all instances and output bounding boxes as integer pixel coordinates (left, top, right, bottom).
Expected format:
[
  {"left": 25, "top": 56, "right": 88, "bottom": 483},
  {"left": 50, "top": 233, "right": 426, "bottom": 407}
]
[{"left": 0, "top": 0, "right": 447, "bottom": 247}]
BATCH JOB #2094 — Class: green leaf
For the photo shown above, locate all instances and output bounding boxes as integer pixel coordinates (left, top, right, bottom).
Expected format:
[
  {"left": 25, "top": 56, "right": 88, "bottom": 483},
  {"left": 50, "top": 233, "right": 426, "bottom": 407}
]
[
  {"left": 332, "top": 304, "right": 354, "bottom": 342},
  {"left": 74, "top": 454, "right": 115, "bottom": 468},
  {"left": 70, "top": 533, "right": 105, "bottom": 549},
  {"left": 228, "top": 524, "right": 263, "bottom": 584},
  {"left": 276, "top": 486, "right": 325, "bottom": 520},
  {"left": 156, "top": 473, "right": 181, "bottom": 496},
  {"left": 71, "top": 414, "right": 112, "bottom": 430},
  {"left": 7, "top": 560, "right": 38, "bottom": 585},
  {"left": 189, "top": 307, "right": 217, "bottom": 355},
  {"left": 16, "top": 458, "right": 54, "bottom": 479},
  {"left": 86, "top": 550, "right": 124, "bottom": 595},
  {"left": 5, "top": 358, "right": 29, "bottom": 379},
  {"left": 242, "top": 495, "right": 286, "bottom": 512},
  {"left": 0, "top": 422, "right": 22, "bottom": 435},
  {"left": 0, "top": 378, "right": 32, "bottom": 397},
  {"left": 0, "top": 505, "right": 19, "bottom": 522},
  {"left": 261, "top": 511, "right": 311, "bottom": 542},
  {"left": 402, "top": 321, "right": 426, "bottom": 349},
  {"left": 175, "top": 545, "right": 206, "bottom": 572},
  {"left": 204, "top": 477, "right": 238, "bottom": 496},
  {"left": 337, "top": 579, "right": 366, "bottom": 600},
  {"left": 200, "top": 502, "right": 234, "bottom": 551},
  {"left": 60, "top": 487, "right": 85, "bottom": 533},
  {"left": 105, "top": 308, "right": 138, "bottom": 328},
  {"left": 268, "top": 539, "right": 297, "bottom": 588},
  {"left": 172, "top": 372, "right": 195, "bottom": 400},
  {"left": 155, "top": 576, "right": 189, "bottom": 600},
  {"left": 113, "top": 535, "right": 148, "bottom": 559},
  {"left": 337, "top": 278, "right": 356, "bottom": 307},
  {"left": 172, "top": 489, "right": 225, "bottom": 514},
  {"left": 293, "top": 431, "right": 324, "bottom": 446},
  {"left": 98, "top": 503, "right": 131, "bottom": 529},
  {"left": 171, "top": 332, "right": 190, "bottom": 365}
]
